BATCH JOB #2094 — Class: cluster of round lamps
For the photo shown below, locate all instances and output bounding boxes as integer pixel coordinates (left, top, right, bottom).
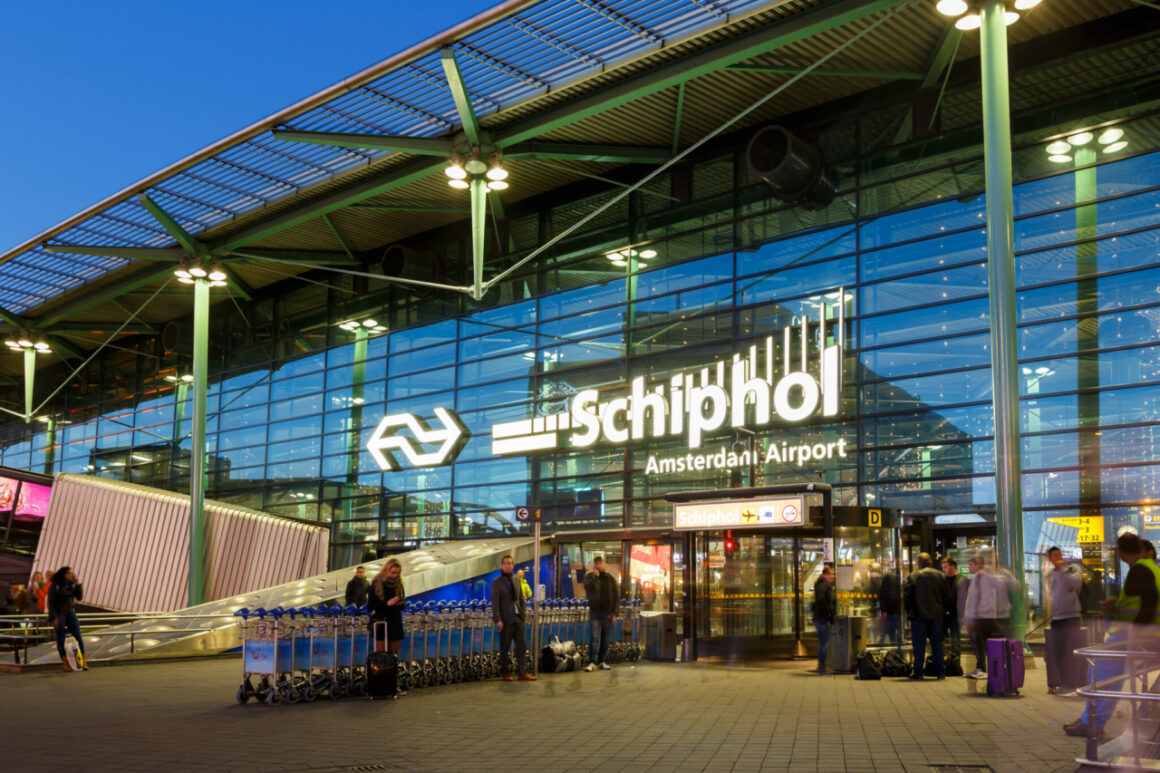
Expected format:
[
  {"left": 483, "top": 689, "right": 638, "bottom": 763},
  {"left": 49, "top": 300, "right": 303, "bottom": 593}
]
[
  {"left": 339, "top": 318, "right": 387, "bottom": 335},
  {"left": 1046, "top": 128, "right": 1128, "bottom": 164},
  {"left": 445, "top": 151, "right": 508, "bottom": 191},
  {"left": 936, "top": 0, "right": 1041, "bottom": 30},
  {"left": 4, "top": 336, "right": 50, "bottom": 354},
  {"left": 174, "top": 259, "right": 228, "bottom": 287},
  {"left": 607, "top": 247, "right": 658, "bottom": 269}
]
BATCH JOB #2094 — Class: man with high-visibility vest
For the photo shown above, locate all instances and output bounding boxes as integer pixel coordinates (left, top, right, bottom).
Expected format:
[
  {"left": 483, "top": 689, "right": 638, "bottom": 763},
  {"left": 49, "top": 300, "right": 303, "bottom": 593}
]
[{"left": 1064, "top": 532, "right": 1160, "bottom": 741}]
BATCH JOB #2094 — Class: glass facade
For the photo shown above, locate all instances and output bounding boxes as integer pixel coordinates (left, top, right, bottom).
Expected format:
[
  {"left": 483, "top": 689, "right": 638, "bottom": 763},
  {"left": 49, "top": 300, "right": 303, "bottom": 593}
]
[{"left": 3, "top": 59, "right": 1160, "bottom": 578}]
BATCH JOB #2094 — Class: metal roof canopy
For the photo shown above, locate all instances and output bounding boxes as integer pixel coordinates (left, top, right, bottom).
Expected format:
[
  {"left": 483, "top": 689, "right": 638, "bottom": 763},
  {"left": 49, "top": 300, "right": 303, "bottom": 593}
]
[{"left": 0, "top": 0, "right": 1143, "bottom": 386}]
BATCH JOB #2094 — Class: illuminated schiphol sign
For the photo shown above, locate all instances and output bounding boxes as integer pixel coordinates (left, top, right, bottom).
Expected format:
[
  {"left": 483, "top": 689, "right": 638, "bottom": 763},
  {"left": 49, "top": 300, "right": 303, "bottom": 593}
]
[
  {"left": 673, "top": 496, "right": 805, "bottom": 531},
  {"left": 365, "top": 293, "right": 854, "bottom": 474}
]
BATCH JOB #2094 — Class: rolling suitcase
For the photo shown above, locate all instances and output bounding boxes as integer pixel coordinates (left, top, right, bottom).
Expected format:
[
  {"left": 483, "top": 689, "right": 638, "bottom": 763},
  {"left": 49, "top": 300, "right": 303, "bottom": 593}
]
[
  {"left": 986, "top": 637, "right": 1024, "bottom": 696},
  {"left": 367, "top": 651, "right": 399, "bottom": 699}
]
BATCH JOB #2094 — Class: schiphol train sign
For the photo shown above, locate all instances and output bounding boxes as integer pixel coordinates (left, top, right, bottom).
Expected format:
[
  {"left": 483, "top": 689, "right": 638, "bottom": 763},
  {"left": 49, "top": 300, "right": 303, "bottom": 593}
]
[{"left": 365, "top": 294, "right": 853, "bottom": 475}]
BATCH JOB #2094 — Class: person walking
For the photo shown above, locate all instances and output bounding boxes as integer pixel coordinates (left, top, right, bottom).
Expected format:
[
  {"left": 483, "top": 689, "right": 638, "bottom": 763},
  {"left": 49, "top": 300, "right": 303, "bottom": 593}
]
[
  {"left": 963, "top": 549, "right": 1019, "bottom": 679},
  {"left": 491, "top": 555, "right": 536, "bottom": 682},
  {"left": 1064, "top": 533, "right": 1160, "bottom": 740},
  {"left": 47, "top": 567, "right": 87, "bottom": 671},
  {"left": 813, "top": 565, "right": 836, "bottom": 674},
  {"left": 1045, "top": 546, "right": 1084, "bottom": 695},
  {"left": 877, "top": 565, "right": 902, "bottom": 648},
  {"left": 516, "top": 569, "right": 533, "bottom": 600},
  {"left": 583, "top": 556, "right": 619, "bottom": 672},
  {"left": 368, "top": 560, "right": 405, "bottom": 657},
  {"left": 345, "top": 565, "right": 370, "bottom": 607},
  {"left": 905, "top": 552, "right": 949, "bottom": 680},
  {"left": 27, "top": 571, "right": 45, "bottom": 613},
  {"left": 941, "top": 556, "right": 967, "bottom": 659}
]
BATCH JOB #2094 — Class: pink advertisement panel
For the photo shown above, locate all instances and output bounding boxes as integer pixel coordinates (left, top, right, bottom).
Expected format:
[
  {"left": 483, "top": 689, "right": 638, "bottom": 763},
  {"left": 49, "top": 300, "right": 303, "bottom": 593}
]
[
  {"left": 0, "top": 476, "right": 16, "bottom": 512},
  {"left": 15, "top": 481, "right": 51, "bottom": 520}
]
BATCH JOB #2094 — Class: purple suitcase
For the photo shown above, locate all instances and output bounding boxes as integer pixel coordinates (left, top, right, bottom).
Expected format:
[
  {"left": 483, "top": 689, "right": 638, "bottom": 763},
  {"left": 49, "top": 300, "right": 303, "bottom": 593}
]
[{"left": 986, "top": 637, "right": 1024, "bottom": 696}]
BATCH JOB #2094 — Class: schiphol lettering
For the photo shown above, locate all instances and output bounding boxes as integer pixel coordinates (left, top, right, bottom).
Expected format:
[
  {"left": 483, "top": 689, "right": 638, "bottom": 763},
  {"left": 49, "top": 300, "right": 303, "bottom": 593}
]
[
  {"left": 643, "top": 439, "right": 851, "bottom": 476},
  {"left": 489, "top": 294, "right": 846, "bottom": 457}
]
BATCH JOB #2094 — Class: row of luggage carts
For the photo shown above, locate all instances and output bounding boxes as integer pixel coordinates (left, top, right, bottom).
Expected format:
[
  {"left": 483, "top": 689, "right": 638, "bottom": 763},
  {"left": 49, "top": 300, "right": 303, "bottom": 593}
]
[{"left": 234, "top": 598, "right": 643, "bottom": 705}]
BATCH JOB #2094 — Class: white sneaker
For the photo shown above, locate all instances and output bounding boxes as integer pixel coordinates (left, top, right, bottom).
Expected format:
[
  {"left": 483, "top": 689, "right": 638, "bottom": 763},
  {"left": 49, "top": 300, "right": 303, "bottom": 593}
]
[
  {"left": 598, "top": 663, "right": 611, "bottom": 671},
  {"left": 966, "top": 669, "right": 986, "bottom": 679},
  {"left": 584, "top": 663, "right": 596, "bottom": 672}
]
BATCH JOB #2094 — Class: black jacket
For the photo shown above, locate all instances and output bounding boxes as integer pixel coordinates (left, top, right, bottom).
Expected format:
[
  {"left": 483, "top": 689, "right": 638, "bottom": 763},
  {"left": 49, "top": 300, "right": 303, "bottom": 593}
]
[
  {"left": 345, "top": 577, "right": 369, "bottom": 606},
  {"left": 583, "top": 571, "right": 619, "bottom": 615},
  {"left": 904, "top": 567, "right": 948, "bottom": 621},
  {"left": 491, "top": 571, "right": 525, "bottom": 626},
  {"left": 47, "top": 580, "right": 83, "bottom": 622},
  {"left": 877, "top": 572, "right": 901, "bottom": 615},
  {"left": 813, "top": 577, "right": 836, "bottom": 623}
]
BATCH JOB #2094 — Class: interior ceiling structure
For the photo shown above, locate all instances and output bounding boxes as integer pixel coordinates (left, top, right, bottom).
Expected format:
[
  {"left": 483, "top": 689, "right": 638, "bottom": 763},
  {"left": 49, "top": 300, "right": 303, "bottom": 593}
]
[{"left": 0, "top": 0, "right": 1145, "bottom": 384}]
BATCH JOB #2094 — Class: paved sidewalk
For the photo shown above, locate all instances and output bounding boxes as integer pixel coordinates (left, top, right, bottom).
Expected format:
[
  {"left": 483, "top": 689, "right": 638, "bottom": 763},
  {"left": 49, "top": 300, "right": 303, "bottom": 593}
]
[{"left": 1, "top": 657, "right": 1088, "bottom": 772}]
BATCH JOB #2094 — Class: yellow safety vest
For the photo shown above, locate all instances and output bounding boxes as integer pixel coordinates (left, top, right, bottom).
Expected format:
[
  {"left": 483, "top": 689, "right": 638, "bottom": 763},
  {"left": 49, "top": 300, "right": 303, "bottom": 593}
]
[{"left": 1111, "top": 557, "right": 1160, "bottom": 636}]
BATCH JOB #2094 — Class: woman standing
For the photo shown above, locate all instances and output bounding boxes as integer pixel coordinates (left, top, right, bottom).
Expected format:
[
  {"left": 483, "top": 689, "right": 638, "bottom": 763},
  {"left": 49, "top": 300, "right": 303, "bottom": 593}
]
[
  {"left": 48, "top": 566, "right": 87, "bottom": 671},
  {"left": 369, "top": 559, "right": 406, "bottom": 656},
  {"left": 27, "top": 571, "right": 45, "bottom": 614}
]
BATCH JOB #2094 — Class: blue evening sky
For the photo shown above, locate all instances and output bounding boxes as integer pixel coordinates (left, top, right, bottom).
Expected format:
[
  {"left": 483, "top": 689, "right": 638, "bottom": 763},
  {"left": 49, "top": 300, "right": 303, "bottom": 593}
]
[{"left": 0, "top": 0, "right": 495, "bottom": 255}]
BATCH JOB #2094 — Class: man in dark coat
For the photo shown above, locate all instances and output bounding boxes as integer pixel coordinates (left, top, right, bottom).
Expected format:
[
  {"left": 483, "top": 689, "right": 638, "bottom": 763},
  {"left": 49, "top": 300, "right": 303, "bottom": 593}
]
[
  {"left": 491, "top": 555, "right": 536, "bottom": 681},
  {"left": 583, "top": 556, "right": 619, "bottom": 672},
  {"left": 345, "top": 566, "right": 369, "bottom": 606},
  {"left": 904, "top": 552, "right": 950, "bottom": 680}
]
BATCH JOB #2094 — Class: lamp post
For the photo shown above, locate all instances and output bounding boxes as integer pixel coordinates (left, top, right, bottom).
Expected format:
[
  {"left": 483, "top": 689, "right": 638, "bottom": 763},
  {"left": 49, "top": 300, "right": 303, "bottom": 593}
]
[
  {"left": 936, "top": 0, "right": 1045, "bottom": 643},
  {"left": 173, "top": 258, "right": 228, "bottom": 606},
  {"left": 5, "top": 335, "right": 52, "bottom": 422}
]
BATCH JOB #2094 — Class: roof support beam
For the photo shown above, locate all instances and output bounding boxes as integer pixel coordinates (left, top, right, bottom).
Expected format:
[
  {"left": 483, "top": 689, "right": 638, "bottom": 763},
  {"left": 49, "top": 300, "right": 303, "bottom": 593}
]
[
  {"left": 221, "top": 267, "right": 253, "bottom": 301},
  {"left": 137, "top": 194, "right": 204, "bottom": 255},
  {"left": 34, "top": 265, "right": 174, "bottom": 329},
  {"left": 45, "top": 335, "right": 85, "bottom": 363},
  {"left": 504, "top": 142, "right": 671, "bottom": 163},
  {"left": 726, "top": 64, "right": 923, "bottom": 80},
  {"left": 440, "top": 48, "right": 482, "bottom": 147},
  {"left": 210, "top": 160, "right": 444, "bottom": 253},
  {"left": 0, "top": 305, "right": 24, "bottom": 328},
  {"left": 322, "top": 214, "right": 356, "bottom": 262},
  {"left": 271, "top": 130, "right": 453, "bottom": 156},
  {"left": 224, "top": 248, "right": 361, "bottom": 265},
  {"left": 48, "top": 322, "right": 158, "bottom": 334},
  {"left": 42, "top": 245, "right": 186, "bottom": 262},
  {"left": 672, "top": 82, "right": 686, "bottom": 155},
  {"left": 494, "top": 0, "right": 905, "bottom": 149},
  {"left": 350, "top": 204, "right": 469, "bottom": 214}
]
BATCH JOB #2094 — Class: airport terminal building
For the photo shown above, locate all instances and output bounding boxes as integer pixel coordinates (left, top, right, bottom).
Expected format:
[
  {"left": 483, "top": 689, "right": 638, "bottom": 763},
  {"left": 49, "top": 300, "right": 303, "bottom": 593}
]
[{"left": 1, "top": 0, "right": 1158, "bottom": 655}]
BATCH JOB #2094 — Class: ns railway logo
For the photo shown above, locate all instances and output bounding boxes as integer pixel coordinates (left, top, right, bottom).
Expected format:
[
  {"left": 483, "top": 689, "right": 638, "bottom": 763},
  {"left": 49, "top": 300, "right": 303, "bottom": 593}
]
[{"left": 365, "top": 294, "right": 850, "bottom": 473}]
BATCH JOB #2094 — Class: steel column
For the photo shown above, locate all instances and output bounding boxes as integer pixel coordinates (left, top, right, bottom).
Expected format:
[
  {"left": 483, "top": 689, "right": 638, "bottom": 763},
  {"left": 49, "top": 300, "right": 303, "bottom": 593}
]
[
  {"left": 23, "top": 348, "right": 35, "bottom": 421},
  {"left": 189, "top": 277, "right": 210, "bottom": 606},
  {"left": 980, "top": 0, "right": 1025, "bottom": 640},
  {"left": 470, "top": 177, "right": 487, "bottom": 300}
]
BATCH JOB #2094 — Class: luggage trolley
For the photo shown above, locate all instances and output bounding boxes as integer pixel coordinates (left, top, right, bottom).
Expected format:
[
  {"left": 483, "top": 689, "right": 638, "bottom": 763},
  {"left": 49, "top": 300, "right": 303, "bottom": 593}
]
[
  {"left": 235, "top": 608, "right": 277, "bottom": 704},
  {"left": 304, "top": 606, "right": 338, "bottom": 699}
]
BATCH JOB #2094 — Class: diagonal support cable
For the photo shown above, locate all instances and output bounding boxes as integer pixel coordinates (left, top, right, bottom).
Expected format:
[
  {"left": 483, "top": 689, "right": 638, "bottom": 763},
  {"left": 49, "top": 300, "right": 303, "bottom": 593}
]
[
  {"left": 33, "top": 278, "right": 175, "bottom": 417},
  {"left": 484, "top": 0, "right": 917, "bottom": 294}
]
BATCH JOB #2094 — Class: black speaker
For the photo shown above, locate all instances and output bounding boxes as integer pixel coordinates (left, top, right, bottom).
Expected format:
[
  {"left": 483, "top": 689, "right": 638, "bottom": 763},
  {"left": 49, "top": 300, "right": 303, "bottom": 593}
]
[
  {"left": 746, "top": 125, "right": 836, "bottom": 211},
  {"left": 380, "top": 244, "right": 441, "bottom": 296}
]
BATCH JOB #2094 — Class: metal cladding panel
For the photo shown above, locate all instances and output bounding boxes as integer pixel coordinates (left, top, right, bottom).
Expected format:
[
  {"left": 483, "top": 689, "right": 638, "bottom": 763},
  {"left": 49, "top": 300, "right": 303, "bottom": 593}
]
[{"left": 31, "top": 475, "right": 329, "bottom": 612}]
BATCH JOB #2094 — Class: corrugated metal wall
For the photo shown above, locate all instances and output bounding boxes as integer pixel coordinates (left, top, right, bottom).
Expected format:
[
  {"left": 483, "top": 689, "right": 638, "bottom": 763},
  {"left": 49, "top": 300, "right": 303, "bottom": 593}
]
[{"left": 31, "top": 474, "right": 329, "bottom": 612}]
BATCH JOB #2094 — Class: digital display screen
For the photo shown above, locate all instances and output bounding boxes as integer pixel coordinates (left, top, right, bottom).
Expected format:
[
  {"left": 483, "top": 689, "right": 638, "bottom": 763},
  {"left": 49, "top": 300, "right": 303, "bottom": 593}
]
[
  {"left": 0, "top": 476, "right": 16, "bottom": 512},
  {"left": 14, "top": 481, "right": 51, "bottom": 520}
]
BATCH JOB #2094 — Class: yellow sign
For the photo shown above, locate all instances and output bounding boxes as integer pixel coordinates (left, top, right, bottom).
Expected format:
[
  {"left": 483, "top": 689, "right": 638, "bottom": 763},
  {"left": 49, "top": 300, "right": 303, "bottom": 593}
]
[
  {"left": 1049, "top": 516, "right": 1105, "bottom": 543},
  {"left": 868, "top": 509, "right": 882, "bottom": 527}
]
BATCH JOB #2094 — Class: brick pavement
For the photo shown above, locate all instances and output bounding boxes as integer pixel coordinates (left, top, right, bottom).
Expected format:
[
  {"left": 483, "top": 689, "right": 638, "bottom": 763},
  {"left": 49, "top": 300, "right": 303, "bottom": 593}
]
[{"left": 1, "top": 657, "right": 1090, "bottom": 772}]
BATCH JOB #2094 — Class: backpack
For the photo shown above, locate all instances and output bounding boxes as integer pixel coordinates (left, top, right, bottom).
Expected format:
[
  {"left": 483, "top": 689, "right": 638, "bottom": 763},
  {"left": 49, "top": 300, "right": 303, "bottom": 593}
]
[
  {"left": 856, "top": 649, "right": 882, "bottom": 680},
  {"left": 880, "top": 649, "right": 909, "bottom": 677}
]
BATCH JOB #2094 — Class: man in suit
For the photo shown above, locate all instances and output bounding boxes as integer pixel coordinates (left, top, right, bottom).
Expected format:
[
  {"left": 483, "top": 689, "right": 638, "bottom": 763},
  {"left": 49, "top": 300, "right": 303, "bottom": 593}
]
[{"left": 491, "top": 555, "right": 537, "bottom": 682}]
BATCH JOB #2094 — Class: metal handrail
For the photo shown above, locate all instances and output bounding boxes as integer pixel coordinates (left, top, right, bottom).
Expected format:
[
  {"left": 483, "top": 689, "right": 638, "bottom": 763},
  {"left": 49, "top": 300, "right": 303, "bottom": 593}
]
[
  {"left": 1073, "top": 640, "right": 1160, "bottom": 768},
  {"left": 0, "top": 611, "right": 239, "bottom": 665}
]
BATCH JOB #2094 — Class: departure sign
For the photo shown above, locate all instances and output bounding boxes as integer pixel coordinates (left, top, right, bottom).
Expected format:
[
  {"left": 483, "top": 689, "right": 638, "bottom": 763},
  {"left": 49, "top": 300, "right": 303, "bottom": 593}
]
[{"left": 673, "top": 496, "right": 805, "bottom": 531}]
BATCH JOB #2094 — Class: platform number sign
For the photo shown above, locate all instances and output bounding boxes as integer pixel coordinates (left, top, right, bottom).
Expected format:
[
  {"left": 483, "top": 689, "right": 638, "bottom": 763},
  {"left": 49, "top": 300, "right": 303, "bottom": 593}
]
[
  {"left": 515, "top": 506, "right": 541, "bottom": 523},
  {"left": 868, "top": 509, "right": 882, "bottom": 527}
]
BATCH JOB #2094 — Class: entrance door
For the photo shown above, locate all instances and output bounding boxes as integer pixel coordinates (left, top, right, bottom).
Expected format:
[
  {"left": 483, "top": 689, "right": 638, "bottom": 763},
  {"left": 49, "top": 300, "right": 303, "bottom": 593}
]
[{"left": 694, "top": 531, "right": 810, "bottom": 658}]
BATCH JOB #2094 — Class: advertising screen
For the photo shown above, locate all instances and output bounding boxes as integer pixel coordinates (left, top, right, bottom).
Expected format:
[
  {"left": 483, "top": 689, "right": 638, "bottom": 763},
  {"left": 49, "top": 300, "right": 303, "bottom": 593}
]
[
  {"left": 0, "top": 476, "right": 16, "bottom": 512},
  {"left": 14, "top": 481, "right": 51, "bottom": 520}
]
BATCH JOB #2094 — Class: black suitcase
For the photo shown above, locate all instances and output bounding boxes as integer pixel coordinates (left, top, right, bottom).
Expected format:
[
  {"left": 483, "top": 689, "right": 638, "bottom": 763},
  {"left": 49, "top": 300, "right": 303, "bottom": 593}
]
[{"left": 367, "top": 651, "right": 398, "bottom": 699}]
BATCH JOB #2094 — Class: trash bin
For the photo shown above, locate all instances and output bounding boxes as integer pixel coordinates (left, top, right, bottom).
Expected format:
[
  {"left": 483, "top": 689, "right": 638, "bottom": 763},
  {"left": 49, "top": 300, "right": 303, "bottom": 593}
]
[
  {"left": 832, "top": 616, "right": 867, "bottom": 673},
  {"left": 641, "top": 611, "right": 677, "bottom": 660}
]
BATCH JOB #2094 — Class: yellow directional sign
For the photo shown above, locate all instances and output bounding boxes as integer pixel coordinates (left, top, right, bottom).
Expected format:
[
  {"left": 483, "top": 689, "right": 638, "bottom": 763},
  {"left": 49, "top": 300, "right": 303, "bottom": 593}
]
[
  {"left": 868, "top": 509, "right": 882, "bottom": 527},
  {"left": 1048, "top": 516, "right": 1104, "bottom": 544}
]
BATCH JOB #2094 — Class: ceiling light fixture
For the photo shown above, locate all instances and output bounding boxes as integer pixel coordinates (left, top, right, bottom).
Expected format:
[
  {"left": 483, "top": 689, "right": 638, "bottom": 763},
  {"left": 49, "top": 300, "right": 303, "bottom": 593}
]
[{"left": 938, "top": 1, "right": 1041, "bottom": 30}]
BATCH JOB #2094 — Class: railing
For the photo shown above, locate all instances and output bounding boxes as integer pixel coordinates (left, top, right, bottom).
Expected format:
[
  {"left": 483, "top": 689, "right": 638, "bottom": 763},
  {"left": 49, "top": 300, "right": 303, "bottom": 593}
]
[
  {"left": 1073, "top": 638, "right": 1160, "bottom": 769},
  {"left": 0, "top": 611, "right": 233, "bottom": 665}
]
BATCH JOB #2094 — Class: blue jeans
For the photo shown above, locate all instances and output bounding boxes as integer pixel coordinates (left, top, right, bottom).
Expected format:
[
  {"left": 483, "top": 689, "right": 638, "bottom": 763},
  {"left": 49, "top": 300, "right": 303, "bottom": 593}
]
[
  {"left": 589, "top": 613, "right": 612, "bottom": 665},
  {"left": 1081, "top": 631, "right": 1126, "bottom": 729},
  {"left": 912, "top": 617, "right": 944, "bottom": 678},
  {"left": 815, "top": 619, "right": 831, "bottom": 669},
  {"left": 880, "top": 613, "right": 901, "bottom": 648},
  {"left": 54, "top": 611, "right": 84, "bottom": 658}
]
